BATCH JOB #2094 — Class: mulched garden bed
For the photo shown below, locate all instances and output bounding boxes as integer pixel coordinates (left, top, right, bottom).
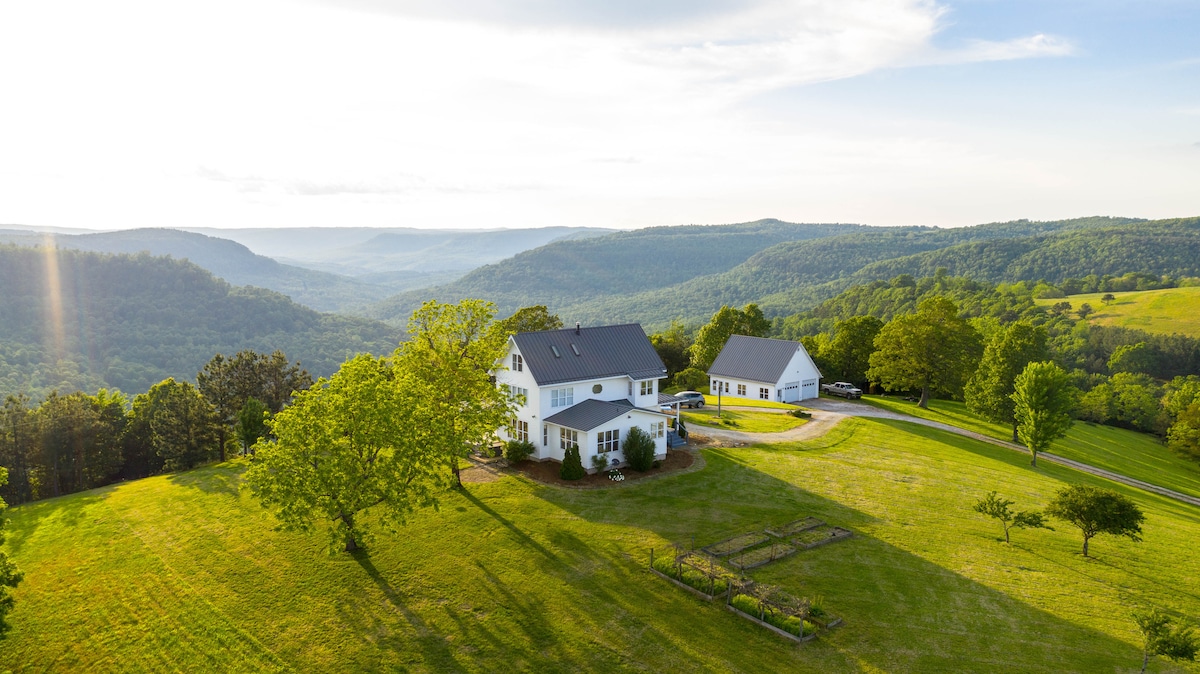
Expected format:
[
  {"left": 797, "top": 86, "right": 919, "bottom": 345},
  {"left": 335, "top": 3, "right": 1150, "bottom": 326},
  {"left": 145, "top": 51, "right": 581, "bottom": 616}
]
[{"left": 511, "top": 449, "right": 695, "bottom": 488}]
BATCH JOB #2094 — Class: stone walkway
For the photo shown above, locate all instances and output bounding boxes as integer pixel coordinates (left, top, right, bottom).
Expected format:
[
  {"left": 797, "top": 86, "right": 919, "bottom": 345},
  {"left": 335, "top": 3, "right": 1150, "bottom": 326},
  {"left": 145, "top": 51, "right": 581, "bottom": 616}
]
[{"left": 692, "top": 398, "right": 1200, "bottom": 508}]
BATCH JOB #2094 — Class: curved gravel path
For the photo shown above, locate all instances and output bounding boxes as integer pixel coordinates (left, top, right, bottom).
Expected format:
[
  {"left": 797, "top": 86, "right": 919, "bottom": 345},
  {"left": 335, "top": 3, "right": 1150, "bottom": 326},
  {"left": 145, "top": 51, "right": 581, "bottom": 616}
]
[{"left": 691, "top": 398, "right": 1200, "bottom": 508}]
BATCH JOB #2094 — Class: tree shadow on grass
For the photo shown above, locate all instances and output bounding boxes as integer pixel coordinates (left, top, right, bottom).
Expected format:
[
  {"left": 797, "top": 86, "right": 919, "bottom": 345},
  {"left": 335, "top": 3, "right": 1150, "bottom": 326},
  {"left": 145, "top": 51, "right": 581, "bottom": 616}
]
[
  {"left": 4, "top": 490, "right": 110, "bottom": 556},
  {"left": 348, "top": 549, "right": 465, "bottom": 672},
  {"left": 531, "top": 437, "right": 1154, "bottom": 672},
  {"left": 165, "top": 461, "right": 243, "bottom": 498}
]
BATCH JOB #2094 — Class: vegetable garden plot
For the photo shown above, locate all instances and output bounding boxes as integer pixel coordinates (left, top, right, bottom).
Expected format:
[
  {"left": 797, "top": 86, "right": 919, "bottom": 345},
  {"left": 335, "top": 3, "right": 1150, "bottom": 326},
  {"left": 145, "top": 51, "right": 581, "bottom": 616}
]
[
  {"left": 702, "top": 532, "right": 769, "bottom": 557},
  {"left": 728, "top": 543, "right": 796, "bottom": 571},
  {"left": 790, "top": 525, "right": 853, "bottom": 549},
  {"left": 765, "top": 517, "right": 823, "bottom": 538}
]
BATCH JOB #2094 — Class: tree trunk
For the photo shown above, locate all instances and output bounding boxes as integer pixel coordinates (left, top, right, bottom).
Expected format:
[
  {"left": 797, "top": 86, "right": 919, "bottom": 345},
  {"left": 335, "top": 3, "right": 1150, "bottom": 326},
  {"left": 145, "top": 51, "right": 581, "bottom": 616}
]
[
  {"left": 1004, "top": 525, "right": 1010, "bottom": 544},
  {"left": 1030, "top": 449, "right": 1037, "bottom": 467},
  {"left": 450, "top": 456, "right": 463, "bottom": 488},
  {"left": 217, "top": 428, "right": 227, "bottom": 462},
  {"left": 918, "top": 386, "right": 930, "bottom": 409},
  {"left": 341, "top": 513, "right": 359, "bottom": 552},
  {"left": 1141, "top": 648, "right": 1149, "bottom": 673},
  {"left": 1011, "top": 420, "right": 1019, "bottom": 444},
  {"left": 1082, "top": 535, "right": 1090, "bottom": 558}
]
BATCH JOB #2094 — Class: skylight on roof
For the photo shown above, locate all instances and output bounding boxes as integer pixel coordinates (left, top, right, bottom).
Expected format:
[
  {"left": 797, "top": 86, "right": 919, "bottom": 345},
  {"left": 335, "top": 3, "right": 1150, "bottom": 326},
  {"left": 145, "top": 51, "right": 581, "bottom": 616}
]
[
  {"left": 551, "top": 345, "right": 561, "bottom": 358},
  {"left": 570, "top": 344, "right": 580, "bottom": 356}
]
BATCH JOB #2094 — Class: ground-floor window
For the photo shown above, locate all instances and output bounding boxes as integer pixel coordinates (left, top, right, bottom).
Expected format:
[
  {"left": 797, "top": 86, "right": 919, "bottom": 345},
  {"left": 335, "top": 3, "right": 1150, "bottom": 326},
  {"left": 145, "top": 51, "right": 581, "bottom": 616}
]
[
  {"left": 651, "top": 421, "right": 665, "bottom": 438},
  {"left": 543, "top": 424, "right": 549, "bottom": 446},
  {"left": 760, "top": 387, "right": 770, "bottom": 399},
  {"left": 737, "top": 384, "right": 746, "bottom": 396},
  {"left": 514, "top": 419, "right": 529, "bottom": 442},
  {"left": 560, "top": 428, "right": 578, "bottom": 452},
  {"left": 597, "top": 429, "right": 619, "bottom": 453}
]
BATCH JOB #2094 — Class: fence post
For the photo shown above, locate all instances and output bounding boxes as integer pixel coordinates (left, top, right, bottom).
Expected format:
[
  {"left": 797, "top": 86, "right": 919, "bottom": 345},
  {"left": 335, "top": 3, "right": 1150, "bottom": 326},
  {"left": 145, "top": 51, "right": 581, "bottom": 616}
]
[{"left": 650, "top": 547, "right": 654, "bottom": 570}]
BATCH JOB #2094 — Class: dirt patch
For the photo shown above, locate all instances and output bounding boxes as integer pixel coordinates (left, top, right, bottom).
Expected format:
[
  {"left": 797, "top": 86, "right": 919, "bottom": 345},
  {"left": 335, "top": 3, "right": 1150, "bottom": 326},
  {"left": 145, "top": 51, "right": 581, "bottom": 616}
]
[
  {"left": 512, "top": 448, "right": 697, "bottom": 488},
  {"left": 460, "top": 464, "right": 503, "bottom": 483}
]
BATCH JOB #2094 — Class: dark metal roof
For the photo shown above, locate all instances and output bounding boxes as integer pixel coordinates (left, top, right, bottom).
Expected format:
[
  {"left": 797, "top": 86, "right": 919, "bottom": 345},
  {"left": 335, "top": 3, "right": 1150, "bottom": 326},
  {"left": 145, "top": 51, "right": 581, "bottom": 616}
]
[
  {"left": 707, "top": 335, "right": 817, "bottom": 384},
  {"left": 544, "top": 398, "right": 638, "bottom": 432},
  {"left": 657, "top": 393, "right": 686, "bottom": 405},
  {"left": 512, "top": 324, "right": 667, "bottom": 386}
]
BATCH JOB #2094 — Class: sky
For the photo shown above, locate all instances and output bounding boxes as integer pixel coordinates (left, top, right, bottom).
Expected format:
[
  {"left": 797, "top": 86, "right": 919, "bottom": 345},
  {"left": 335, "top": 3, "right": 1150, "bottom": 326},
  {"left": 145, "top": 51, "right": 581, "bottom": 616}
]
[{"left": 0, "top": 0, "right": 1197, "bottom": 231}]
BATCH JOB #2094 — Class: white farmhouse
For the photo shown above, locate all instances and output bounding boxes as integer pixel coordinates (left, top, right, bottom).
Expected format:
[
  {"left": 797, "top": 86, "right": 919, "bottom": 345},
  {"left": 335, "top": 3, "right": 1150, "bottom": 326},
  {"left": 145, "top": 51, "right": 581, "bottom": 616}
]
[
  {"left": 706, "top": 335, "right": 822, "bottom": 403},
  {"left": 496, "top": 323, "right": 674, "bottom": 470}
]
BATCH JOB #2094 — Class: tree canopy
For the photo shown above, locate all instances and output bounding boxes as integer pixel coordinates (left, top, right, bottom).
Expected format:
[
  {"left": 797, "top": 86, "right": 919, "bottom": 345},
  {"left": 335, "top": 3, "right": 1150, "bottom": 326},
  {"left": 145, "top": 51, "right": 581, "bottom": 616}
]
[
  {"left": 867, "top": 297, "right": 983, "bottom": 408},
  {"left": 1011, "top": 361, "right": 1074, "bottom": 467},
  {"left": 965, "top": 322, "right": 1047, "bottom": 441},
  {"left": 1045, "top": 485, "right": 1144, "bottom": 557},
  {"left": 245, "top": 354, "right": 439, "bottom": 552},
  {"left": 690, "top": 303, "right": 771, "bottom": 371}
]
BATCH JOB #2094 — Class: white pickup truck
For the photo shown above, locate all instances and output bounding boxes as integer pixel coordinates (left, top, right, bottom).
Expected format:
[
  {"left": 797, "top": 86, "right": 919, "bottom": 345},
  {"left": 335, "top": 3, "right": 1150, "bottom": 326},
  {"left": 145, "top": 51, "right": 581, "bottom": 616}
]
[{"left": 821, "top": 382, "right": 863, "bottom": 399}]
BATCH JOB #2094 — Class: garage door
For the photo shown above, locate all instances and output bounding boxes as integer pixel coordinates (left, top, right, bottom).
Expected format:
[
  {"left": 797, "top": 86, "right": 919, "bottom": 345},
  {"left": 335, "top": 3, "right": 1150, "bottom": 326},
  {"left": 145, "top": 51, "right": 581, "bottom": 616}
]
[{"left": 800, "top": 379, "right": 818, "bottom": 400}]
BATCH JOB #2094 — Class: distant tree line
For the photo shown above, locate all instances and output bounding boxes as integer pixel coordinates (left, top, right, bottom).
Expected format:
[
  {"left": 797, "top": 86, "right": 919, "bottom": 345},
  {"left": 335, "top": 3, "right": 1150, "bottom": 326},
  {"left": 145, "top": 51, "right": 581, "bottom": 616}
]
[{"left": 0, "top": 350, "right": 310, "bottom": 506}]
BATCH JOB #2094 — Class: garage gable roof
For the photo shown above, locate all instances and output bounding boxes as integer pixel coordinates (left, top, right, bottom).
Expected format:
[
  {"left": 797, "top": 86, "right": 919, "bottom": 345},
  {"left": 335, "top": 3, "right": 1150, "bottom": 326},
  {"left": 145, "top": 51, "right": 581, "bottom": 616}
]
[{"left": 707, "top": 334, "right": 815, "bottom": 385}]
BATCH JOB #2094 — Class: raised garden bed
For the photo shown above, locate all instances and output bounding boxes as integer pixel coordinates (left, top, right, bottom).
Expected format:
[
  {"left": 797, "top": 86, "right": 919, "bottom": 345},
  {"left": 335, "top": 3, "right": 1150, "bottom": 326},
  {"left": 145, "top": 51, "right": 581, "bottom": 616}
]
[
  {"left": 728, "top": 543, "right": 796, "bottom": 570},
  {"left": 791, "top": 525, "right": 853, "bottom": 549},
  {"left": 650, "top": 550, "right": 734, "bottom": 600},
  {"left": 765, "top": 517, "right": 823, "bottom": 538},
  {"left": 702, "top": 533, "right": 769, "bottom": 557}
]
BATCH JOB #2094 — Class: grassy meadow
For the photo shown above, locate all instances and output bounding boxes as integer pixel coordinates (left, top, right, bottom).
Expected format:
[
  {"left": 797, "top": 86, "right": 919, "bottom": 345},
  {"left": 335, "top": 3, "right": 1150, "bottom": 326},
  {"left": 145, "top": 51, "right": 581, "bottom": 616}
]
[
  {"left": 859, "top": 395, "right": 1200, "bottom": 501},
  {"left": 701, "top": 394, "right": 798, "bottom": 410},
  {"left": 1035, "top": 286, "right": 1200, "bottom": 336},
  {"left": 4, "top": 418, "right": 1200, "bottom": 672}
]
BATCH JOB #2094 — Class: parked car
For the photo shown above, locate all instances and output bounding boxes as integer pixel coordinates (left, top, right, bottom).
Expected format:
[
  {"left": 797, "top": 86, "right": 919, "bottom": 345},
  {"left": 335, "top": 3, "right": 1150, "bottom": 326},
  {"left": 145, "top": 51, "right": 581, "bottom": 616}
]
[
  {"left": 676, "top": 391, "right": 706, "bottom": 408},
  {"left": 821, "top": 382, "right": 863, "bottom": 399}
]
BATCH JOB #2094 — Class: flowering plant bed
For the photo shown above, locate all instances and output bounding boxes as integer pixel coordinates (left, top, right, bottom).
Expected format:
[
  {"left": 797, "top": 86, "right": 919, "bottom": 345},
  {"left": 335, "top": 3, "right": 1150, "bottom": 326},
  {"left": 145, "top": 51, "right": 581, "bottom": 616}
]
[
  {"left": 791, "top": 525, "right": 853, "bottom": 549},
  {"left": 728, "top": 543, "right": 796, "bottom": 570},
  {"left": 702, "top": 533, "right": 769, "bottom": 557},
  {"left": 765, "top": 517, "right": 823, "bottom": 538}
]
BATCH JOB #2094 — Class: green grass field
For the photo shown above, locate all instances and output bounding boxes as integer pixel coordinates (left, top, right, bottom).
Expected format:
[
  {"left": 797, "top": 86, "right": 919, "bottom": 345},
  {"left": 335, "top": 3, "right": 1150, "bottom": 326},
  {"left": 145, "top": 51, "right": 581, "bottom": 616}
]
[
  {"left": 681, "top": 408, "right": 807, "bottom": 433},
  {"left": 1035, "top": 286, "right": 1200, "bottom": 336},
  {"left": 4, "top": 418, "right": 1200, "bottom": 672},
  {"left": 859, "top": 395, "right": 1200, "bottom": 500}
]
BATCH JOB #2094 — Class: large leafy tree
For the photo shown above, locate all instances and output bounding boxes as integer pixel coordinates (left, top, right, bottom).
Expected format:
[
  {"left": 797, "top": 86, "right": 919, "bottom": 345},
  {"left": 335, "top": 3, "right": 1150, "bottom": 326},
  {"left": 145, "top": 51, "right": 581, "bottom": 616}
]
[
  {"left": 1045, "top": 484, "right": 1144, "bottom": 557},
  {"left": 131, "top": 379, "right": 220, "bottom": 471},
  {"left": 690, "top": 303, "right": 771, "bottom": 371},
  {"left": 396, "top": 299, "right": 514, "bottom": 488},
  {"left": 649, "top": 321, "right": 693, "bottom": 384},
  {"left": 0, "top": 468, "right": 24, "bottom": 638},
  {"left": 965, "top": 322, "right": 1048, "bottom": 442},
  {"left": 867, "top": 297, "right": 983, "bottom": 408},
  {"left": 198, "top": 350, "right": 311, "bottom": 461},
  {"left": 493, "top": 305, "right": 563, "bottom": 337},
  {"left": 245, "top": 354, "right": 438, "bottom": 552},
  {"left": 33, "top": 391, "right": 124, "bottom": 498},
  {"left": 235, "top": 397, "right": 269, "bottom": 455},
  {"left": 820, "top": 315, "right": 884, "bottom": 384},
  {"left": 1011, "top": 361, "right": 1074, "bottom": 467}
]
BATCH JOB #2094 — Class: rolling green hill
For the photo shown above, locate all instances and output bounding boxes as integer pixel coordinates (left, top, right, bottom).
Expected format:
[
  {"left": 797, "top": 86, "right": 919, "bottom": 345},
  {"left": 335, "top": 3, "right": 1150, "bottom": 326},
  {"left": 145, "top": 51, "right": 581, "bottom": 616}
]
[
  {"left": 0, "top": 245, "right": 400, "bottom": 398},
  {"left": 4, "top": 418, "right": 1199, "bottom": 672},
  {"left": 1035, "top": 286, "right": 1200, "bottom": 337}
]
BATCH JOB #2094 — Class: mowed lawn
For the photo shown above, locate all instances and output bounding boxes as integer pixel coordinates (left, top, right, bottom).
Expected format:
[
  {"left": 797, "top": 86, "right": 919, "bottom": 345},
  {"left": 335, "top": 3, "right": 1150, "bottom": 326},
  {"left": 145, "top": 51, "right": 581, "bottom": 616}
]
[
  {"left": 859, "top": 395, "right": 1200, "bottom": 501},
  {"left": 1035, "top": 286, "right": 1200, "bottom": 336},
  {"left": 702, "top": 394, "right": 798, "bottom": 410},
  {"left": 681, "top": 408, "right": 808, "bottom": 433},
  {"left": 4, "top": 418, "right": 1200, "bottom": 672}
]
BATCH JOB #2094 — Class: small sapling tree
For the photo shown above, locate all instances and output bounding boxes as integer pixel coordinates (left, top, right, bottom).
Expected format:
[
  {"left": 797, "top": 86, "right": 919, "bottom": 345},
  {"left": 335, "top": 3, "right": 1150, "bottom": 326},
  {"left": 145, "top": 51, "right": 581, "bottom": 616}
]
[
  {"left": 1011, "top": 361, "right": 1073, "bottom": 467},
  {"left": 1045, "top": 485, "right": 1144, "bottom": 557},
  {"left": 1132, "top": 608, "right": 1199, "bottom": 673},
  {"left": 971, "top": 491, "right": 1051, "bottom": 543}
]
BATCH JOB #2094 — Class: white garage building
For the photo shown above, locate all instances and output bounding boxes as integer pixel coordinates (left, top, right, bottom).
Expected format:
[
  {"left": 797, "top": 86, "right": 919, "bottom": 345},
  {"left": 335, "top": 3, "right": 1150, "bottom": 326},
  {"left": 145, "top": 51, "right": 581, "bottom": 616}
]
[{"left": 706, "top": 335, "right": 822, "bottom": 404}]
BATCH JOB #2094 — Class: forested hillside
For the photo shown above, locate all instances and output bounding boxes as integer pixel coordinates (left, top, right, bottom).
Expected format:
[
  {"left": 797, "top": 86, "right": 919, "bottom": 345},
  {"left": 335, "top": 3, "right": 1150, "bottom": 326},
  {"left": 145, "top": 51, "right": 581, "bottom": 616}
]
[
  {"left": 364, "top": 219, "right": 866, "bottom": 323},
  {"left": 477, "top": 216, "right": 1147, "bottom": 329},
  {"left": 0, "top": 246, "right": 400, "bottom": 398}
]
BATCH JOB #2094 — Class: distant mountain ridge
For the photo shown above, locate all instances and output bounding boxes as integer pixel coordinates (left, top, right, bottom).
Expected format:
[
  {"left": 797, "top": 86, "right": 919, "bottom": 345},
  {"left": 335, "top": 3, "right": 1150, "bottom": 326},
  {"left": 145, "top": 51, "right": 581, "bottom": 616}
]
[
  {"left": 0, "top": 245, "right": 401, "bottom": 398},
  {"left": 363, "top": 219, "right": 867, "bottom": 324}
]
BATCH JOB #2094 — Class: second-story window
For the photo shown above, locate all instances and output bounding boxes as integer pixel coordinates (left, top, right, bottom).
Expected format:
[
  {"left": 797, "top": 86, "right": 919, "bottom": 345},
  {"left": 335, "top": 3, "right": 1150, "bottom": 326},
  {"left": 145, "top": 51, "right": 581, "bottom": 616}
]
[
  {"left": 551, "top": 387, "right": 574, "bottom": 407},
  {"left": 640, "top": 380, "right": 654, "bottom": 396},
  {"left": 512, "top": 354, "right": 523, "bottom": 372}
]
